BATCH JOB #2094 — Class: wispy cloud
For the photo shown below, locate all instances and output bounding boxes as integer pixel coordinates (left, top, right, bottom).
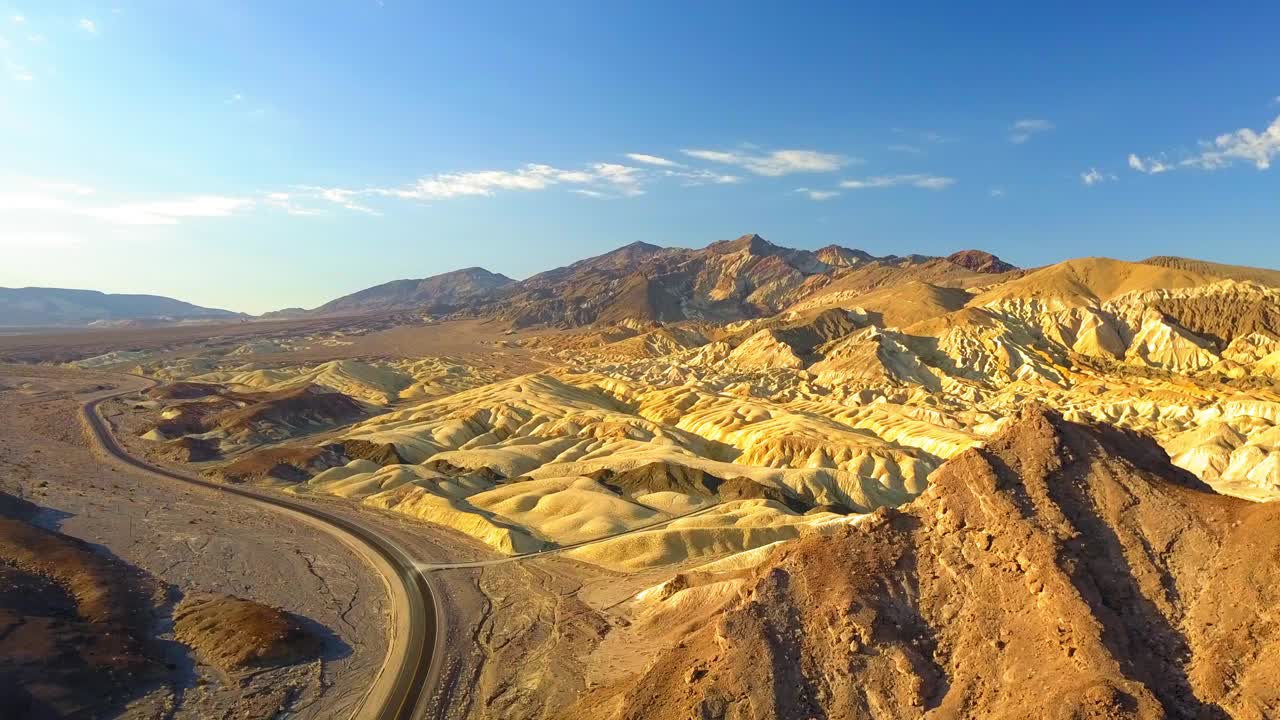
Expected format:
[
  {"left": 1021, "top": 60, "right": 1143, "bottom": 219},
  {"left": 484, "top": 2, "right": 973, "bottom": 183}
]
[
  {"left": 304, "top": 162, "right": 650, "bottom": 207},
  {"left": 839, "top": 174, "right": 955, "bottom": 190},
  {"left": 661, "top": 168, "right": 740, "bottom": 186},
  {"left": 1080, "top": 168, "right": 1116, "bottom": 186},
  {"left": 680, "top": 148, "right": 849, "bottom": 176},
  {"left": 989, "top": 187, "right": 1005, "bottom": 197},
  {"left": 10, "top": 15, "right": 23, "bottom": 24},
  {"left": 625, "top": 153, "right": 682, "bottom": 168},
  {"left": 79, "top": 196, "right": 254, "bottom": 225},
  {"left": 1127, "top": 154, "right": 1171, "bottom": 174},
  {"left": 1010, "top": 118, "right": 1053, "bottom": 144},
  {"left": 570, "top": 189, "right": 605, "bottom": 198},
  {"left": 0, "top": 179, "right": 255, "bottom": 225},
  {"left": 1128, "top": 114, "right": 1280, "bottom": 174},
  {"left": 887, "top": 144, "right": 923, "bottom": 154},
  {"left": 263, "top": 192, "right": 320, "bottom": 216},
  {"left": 794, "top": 188, "right": 839, "bottom": 201},
  {"left": 78, "top": 18, "right": 97, "bottom": 34},
  {"left": 6, "top": 58, "right": 32, "bottom": 82},
  {"left": 297, "top": 186, "right": 380, "bottom": 214},
  {"left": 892, "top": 128, "right": 950, "bottom": 145}
]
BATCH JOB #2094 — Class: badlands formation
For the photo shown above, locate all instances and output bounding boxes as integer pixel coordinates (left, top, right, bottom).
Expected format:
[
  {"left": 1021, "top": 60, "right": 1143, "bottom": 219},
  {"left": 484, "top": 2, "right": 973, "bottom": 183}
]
[
  {"left": 71, "top": 234, "right": 1280, "bottom": 717},
  {"left": 114, "top": 237, "right": 1280, "bottom": 567}
]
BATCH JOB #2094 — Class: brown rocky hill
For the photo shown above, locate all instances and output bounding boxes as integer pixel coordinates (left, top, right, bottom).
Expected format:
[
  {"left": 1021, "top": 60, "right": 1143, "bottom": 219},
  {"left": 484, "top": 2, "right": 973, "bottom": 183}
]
[
  {"left": 313, "top": 266, "right": 516, "bottom": 315},
  {"left": 173, "top": 592, "right": 321, "bottom": 672},
  {"left": 970, "top": 256, "right": 1215, "bottom": 307},
  {"left": 484, "top": 235, "right": 1020, "bottom": 328},
  {"left": 946, "top": 248, "right": 1017, "bottom": 273},
  {"left": 571, "top": 407, "right": 1280, "bottom": 720},
  {"left": 495, "top": 234, "right": 841, "bottom": 327},
  {"left": 296, "top": 234, "right": 1022, "bottom": 328},
  {"left": 786, "top": 256, "right": 1015, "bottom": 317},
  {"left": 1142, "top": 255, "right": 1280, "bottom": 287},
  {"left": 0, "top": 491, "right": 163, "bottom": 716}
]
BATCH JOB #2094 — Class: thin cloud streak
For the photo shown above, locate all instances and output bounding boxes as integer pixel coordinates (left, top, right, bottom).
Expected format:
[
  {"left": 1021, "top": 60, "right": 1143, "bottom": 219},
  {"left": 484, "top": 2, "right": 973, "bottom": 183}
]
[
  {"left": 839, "top": 174, "right": 955, "bottom": 190},
  {"left": 625, "top": 153, "right": 683, "bottom": 167},
  {"left": 680, "top": 148, "right": 849, "bottom": 176},
  {"left": 794, "top": 188, "right": 839, "bottom": 201},
  {"left": 1010, "top": 118, "right": 1053, "bottom": 144}
]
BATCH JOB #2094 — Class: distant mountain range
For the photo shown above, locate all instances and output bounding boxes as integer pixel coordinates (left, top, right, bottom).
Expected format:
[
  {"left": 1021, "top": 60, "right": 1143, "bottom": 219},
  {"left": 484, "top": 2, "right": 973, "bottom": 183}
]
[
  {"left": 0, "top": 287, "right": 244, "bottom": 327},
  {"left": 300, "top": 234, "right": 1021, "bottom": 328},
  {"left": 23, "top": 236, "right": 1273, "bottom": 332}
]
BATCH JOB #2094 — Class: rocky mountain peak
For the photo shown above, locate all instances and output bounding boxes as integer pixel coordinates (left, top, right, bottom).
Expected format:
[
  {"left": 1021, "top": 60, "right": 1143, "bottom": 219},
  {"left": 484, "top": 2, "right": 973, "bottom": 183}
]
[
  {"left": 708, "top": 233, "right": 779, "bottom": 256},
  {"left": 946, "top": 249, "right": 1017, "bottom": 274}
]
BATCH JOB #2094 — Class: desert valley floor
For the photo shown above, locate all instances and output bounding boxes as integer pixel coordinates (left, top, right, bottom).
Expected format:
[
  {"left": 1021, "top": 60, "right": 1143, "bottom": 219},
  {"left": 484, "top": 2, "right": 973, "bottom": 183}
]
[{"left": 4, "top": 236, "right": 1280, "bottom": 719}]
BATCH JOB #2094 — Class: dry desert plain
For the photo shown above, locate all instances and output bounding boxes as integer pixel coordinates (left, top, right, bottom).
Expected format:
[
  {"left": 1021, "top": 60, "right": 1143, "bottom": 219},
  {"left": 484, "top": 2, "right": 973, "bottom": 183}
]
[{"left": 4, "top": 236, "right": 1280, "bottom": 719}]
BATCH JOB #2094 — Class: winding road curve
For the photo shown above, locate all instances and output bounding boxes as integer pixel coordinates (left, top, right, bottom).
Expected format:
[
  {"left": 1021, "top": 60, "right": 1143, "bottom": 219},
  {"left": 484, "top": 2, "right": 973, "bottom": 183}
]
[{"left": 79, "top": 375, "right": 444, "bottom": 720}]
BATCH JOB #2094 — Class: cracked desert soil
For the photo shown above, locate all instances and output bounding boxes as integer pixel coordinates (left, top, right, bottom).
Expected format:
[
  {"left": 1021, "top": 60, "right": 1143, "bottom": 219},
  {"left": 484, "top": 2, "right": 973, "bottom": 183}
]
[{"left": 0, "top": 364, "right": 391, "bottom": 718}]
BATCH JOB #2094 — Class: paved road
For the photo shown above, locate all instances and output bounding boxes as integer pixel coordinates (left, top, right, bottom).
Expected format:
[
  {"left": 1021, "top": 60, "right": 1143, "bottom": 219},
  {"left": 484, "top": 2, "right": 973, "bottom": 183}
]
[{"left": 80, "top": 376, "right": 445, "bottom": 720}]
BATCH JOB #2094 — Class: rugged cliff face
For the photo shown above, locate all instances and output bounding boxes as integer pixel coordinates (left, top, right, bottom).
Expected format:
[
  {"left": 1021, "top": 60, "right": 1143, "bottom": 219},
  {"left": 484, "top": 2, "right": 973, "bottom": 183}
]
[{"left": 571, "top": 408, "right": 1280, "bottom": 720}]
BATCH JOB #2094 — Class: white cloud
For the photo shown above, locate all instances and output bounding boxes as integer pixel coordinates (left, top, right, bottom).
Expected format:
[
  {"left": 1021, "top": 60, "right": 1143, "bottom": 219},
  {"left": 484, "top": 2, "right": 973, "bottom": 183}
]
[
  {"left": 0, "top": 180, "right": 95, "bottom": 214},
  {"left": 0, "top": 190, "right": 69, "bottom": 212},
  {"left": 591, "top": 162, "right": 644, "bottom": 195},
  {"left": 990, "top": 187, "right": 1005, "bottom": 197},
  {"left": 78, "top": 18, "right": 97, "bottom": 34},
  {"left": 1127, "top": 153, "right": 1171, "bottom": 174},
  {"left": 625, "top": 153, "right": 682, "bottom": 167},
  {"left": 1128, "top": 114, "right": 1280, "bottom": 174},
  {"left": 10, "top": 15, "right": 23, "bottom": 24},
  {"left": 78, "top": 196, "right": 254, "bottom": 225},
  {"left": 6, "top": 58, "right": 32, "bottom": 82},
  {"left": 1080, "top": 168, "right": 1116, "bottom": 186},
  {"left": 308, "top": 161, "right": 651, "bottom": 206},
  {"left": 794, "top": 188, "right": 838, "bottom": 201},
  {"left": 839, "top": 174, "right": 955, "bottom": 190},
  {"left": 36, "top": 180, "right": 95, "bottom": 196},
  {"left": 1186, "top": 115, "right": 1280, "bottom": 170},
  {"left": 301, "top": 186, "right": 380, "bottom": 214},
  {"left": 887, "top": 144, "right": 923, "bottom": 154},
  {"left": 263, "top": 192, "right": 319, "bottom": 216},
  {"left": 380, "top": 167, "right": 564, "bottom": 199},
  {"left": 571, "top": 189, "right": 605, "bottom": 198},
  {"left": 664, "top": 168, "right": 741, "bottom": 186},
  {"left": 680, "top": 148, "right": 848, "bottom": 176},
  {"left": 1010, "top": 118, "right": 1053, "bottom": 144}
]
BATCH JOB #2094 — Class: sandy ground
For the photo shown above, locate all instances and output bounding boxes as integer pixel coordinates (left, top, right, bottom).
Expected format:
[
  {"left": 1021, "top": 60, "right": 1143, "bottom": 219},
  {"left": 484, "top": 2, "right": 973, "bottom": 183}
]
[
  {"left": 0, "top": 364, "right": 391, "bottom": 719},
  {"left": 71, "top": 363, "right": 580, "bottom": 720},
  {"left": 0, "top": 314, "right": 714, "bottom": 720},
  {"left": 0, "top": 315, "right": 559, "bottom": 372}
]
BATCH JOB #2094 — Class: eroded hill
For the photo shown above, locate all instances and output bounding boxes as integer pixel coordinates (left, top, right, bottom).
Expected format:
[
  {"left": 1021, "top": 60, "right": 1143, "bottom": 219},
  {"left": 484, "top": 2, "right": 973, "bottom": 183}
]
[{"left": 570, "top": 408, "right": 1280, "bottom": 720}]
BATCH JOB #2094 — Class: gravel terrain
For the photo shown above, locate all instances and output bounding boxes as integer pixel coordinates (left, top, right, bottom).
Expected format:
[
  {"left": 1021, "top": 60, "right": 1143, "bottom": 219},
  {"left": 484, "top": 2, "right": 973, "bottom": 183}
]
[{"left": 0, "top": 364, "right": 390, "bottom": 719}]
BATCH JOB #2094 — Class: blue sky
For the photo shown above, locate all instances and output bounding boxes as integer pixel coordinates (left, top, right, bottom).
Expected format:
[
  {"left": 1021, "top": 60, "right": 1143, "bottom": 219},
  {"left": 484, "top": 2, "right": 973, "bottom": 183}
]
[{"left": 1, "top": 2, "right": 1277, "bottom": 313}]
